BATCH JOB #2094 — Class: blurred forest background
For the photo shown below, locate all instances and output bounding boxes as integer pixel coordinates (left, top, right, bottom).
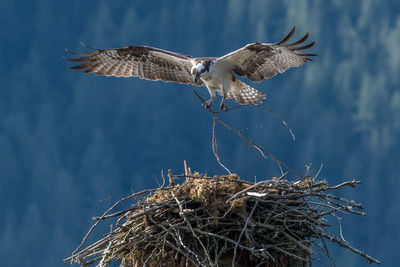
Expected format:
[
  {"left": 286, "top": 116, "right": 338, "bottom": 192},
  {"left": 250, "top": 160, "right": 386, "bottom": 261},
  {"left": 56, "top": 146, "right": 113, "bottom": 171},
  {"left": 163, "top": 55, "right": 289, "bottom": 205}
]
[{"left": 1, "top": 0, "right": 399, "bottom": 266}]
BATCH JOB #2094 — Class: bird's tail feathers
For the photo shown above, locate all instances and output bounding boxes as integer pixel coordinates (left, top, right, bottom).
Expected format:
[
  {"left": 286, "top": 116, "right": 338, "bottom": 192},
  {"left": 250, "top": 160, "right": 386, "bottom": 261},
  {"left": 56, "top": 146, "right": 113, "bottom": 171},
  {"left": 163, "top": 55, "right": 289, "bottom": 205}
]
[{"left": 227, "top": 80, "right": 266, "bottom": 106}]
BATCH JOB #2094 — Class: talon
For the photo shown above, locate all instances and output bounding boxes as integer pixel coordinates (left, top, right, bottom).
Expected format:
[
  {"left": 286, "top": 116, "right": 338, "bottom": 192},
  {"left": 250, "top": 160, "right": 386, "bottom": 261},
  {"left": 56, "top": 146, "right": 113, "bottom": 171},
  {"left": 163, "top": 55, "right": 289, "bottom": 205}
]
[
  {"left": 219, "top": 102, "right": 228, "bottom": 112},
  {"left": 202, "top": 98, "right": 214, "bottom": 109}
]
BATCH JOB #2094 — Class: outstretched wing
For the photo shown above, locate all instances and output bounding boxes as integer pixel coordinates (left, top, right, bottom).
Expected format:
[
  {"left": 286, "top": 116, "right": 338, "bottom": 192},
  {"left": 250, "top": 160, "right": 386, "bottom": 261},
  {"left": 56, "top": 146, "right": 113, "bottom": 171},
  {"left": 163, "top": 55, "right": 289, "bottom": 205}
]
[
  {"left": 67, "top": 46, "right": 203, "bottom": 86},
  {"left": 217, "top": 27, "right": 316, "bottom": 82}
]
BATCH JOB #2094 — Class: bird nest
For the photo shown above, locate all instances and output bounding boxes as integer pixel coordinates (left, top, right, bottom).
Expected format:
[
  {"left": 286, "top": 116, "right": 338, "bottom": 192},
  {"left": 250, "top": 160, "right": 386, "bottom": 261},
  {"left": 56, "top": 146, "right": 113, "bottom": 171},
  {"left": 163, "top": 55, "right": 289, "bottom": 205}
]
[{"left": 65, "top": 171, "right": 379, "bottom": 266}]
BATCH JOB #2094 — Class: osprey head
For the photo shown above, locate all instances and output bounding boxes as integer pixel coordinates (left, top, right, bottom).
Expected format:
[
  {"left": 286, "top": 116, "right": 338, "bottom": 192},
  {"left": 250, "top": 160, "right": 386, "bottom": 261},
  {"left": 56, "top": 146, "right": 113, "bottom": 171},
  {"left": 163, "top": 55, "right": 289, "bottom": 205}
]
[{"left": 191, "top": 60, "right": 214, "bottom": 83}]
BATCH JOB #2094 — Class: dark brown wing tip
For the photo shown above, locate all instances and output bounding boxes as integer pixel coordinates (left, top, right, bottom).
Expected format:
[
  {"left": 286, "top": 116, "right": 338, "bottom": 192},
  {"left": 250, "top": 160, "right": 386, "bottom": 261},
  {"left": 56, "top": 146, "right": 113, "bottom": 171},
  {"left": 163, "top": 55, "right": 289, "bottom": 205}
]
[
  {"left": 84, "top": 67, "right": 98, "bottom": 74},
  {"left": 65, "top": 48, "right": 95, "bottom": 56},
  {"left": 67, "top": 57, "right": 90, "bottom": 62},
  {"left": 297, "top": 53, "right": 318, "bottom": 57},
  {"left": 283, "top": 32, "right": 310, "bottom": 47},
  {"left": 291, "top": 41, "right": 315, "bottom": 51},
  {"left": 275, "top": 26, "right": 296, "bottom": 45},
  {"left": 69, "top": 63, "right": 89, "bottom": 70}
]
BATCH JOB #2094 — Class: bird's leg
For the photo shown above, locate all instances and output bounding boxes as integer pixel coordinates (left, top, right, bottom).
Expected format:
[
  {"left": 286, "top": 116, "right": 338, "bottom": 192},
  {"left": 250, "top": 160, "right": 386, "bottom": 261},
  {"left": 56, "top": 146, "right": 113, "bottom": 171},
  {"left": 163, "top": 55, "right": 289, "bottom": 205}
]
[
  {"left": 203, "top": 88, "right": 216, "bottom": 109},
  {"left": 219, "top": 98, "right": 228, "bottom": 112},
  {"left": 219, "top": 87, "right": 228, "bottom": 112}
]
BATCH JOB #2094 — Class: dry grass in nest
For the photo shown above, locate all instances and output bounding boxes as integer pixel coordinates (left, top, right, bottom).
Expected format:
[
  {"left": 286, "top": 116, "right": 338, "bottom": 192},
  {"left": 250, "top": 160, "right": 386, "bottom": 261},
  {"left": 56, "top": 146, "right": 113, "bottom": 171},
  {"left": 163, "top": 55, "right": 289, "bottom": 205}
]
[{"left": 64, "top": 170, "right": 379, "bottom": 267}]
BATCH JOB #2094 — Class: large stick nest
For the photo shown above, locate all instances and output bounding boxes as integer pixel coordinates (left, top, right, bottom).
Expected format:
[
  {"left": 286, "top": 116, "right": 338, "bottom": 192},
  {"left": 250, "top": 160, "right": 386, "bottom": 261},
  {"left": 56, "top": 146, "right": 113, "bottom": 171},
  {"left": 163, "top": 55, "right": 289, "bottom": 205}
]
[{"left": 65, "top": 172, "right": 379, "bottom": 266}]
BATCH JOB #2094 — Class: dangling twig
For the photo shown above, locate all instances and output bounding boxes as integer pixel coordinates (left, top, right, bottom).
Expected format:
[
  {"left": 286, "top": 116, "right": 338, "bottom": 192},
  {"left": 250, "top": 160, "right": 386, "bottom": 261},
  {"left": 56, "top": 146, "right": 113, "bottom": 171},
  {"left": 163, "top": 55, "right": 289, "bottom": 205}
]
[
  {"left": 193, "top": 90, "right": 304, "bottom": 178},
  {"left": 256, "top": 105, "right": 296, "bottom": 141},
  {"left": 211, "top": 114, "right": 232, "bottom": 174}
]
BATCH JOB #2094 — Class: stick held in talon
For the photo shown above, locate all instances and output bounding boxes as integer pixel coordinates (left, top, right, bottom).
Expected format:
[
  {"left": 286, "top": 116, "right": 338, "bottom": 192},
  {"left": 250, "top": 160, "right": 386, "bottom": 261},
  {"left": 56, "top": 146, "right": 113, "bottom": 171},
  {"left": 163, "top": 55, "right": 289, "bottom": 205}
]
[{"left": 219, "top": 100, "right": 229, "bottom": 112}]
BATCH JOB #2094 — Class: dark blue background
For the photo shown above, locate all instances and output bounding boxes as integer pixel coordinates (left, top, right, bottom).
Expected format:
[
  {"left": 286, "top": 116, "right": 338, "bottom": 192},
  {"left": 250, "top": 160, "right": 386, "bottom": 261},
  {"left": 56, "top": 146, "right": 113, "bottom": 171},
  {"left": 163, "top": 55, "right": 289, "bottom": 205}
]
[{"left": 1, "top": 0, "right": 399, "bottom": 266}]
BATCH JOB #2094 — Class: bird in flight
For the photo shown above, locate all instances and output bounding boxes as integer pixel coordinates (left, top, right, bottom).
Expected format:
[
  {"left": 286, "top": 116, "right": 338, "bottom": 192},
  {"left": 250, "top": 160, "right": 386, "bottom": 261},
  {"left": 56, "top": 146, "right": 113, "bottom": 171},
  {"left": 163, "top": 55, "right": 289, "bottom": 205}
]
[{"left": 67, "top": 27, "right": 316, "bottom": 111}]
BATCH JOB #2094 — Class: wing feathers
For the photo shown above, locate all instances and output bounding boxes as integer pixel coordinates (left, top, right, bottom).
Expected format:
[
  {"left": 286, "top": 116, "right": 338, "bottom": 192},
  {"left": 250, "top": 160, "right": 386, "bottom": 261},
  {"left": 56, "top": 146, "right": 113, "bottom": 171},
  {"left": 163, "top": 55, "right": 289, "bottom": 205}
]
[
  {"left": 84, "top": 63, "right": 102, "bottom": 73},
  {"left": 67, "top": 46, "right": 202, "bottom": 85},
  {"left": 67, "top": 57, "right": 90, "bottom": 62},
  {"left": 65, "top": 49, "right": 93, "bottom": 56},
  {"left": 290, "top": 41, "right": 315, "bottom": 51},
  {"left": 282, "top": 32, "right": 309, "bottom": 47},
  {"left": 275, "top": 27, "right": 296, "bottom": 45},
  {"left": 296, "top": 52, "right": 318, "bottom": 57},
  {"left": 70, "top": 62, "right": 93, "bottom": 70},
  {"left": 228, "top": 80, "right": 266, "bottom": 105},
  {"left": 221, "top": 27, "right": 316, "bottom": 82}
]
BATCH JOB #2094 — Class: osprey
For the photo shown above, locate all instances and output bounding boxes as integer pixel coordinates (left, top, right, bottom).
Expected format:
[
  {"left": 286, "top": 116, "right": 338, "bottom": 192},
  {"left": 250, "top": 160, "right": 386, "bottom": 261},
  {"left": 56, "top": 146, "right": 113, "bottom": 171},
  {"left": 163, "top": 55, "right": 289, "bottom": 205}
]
[{"left": 67, "top": 27, "right": 316, "bottom": 111}]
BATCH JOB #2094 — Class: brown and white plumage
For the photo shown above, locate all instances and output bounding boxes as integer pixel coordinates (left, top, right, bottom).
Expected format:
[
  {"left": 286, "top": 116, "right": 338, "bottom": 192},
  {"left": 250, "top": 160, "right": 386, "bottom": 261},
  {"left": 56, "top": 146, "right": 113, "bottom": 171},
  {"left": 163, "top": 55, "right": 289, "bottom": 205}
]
[
  {"left": 218, "top": 27, "right": 316, "bottom": 82},
  {"left": 67, "top": 46, "right": 203, "bottom": 85},
  {"left": 67, "top": 26, "right": 316, "bottom": 111}
]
